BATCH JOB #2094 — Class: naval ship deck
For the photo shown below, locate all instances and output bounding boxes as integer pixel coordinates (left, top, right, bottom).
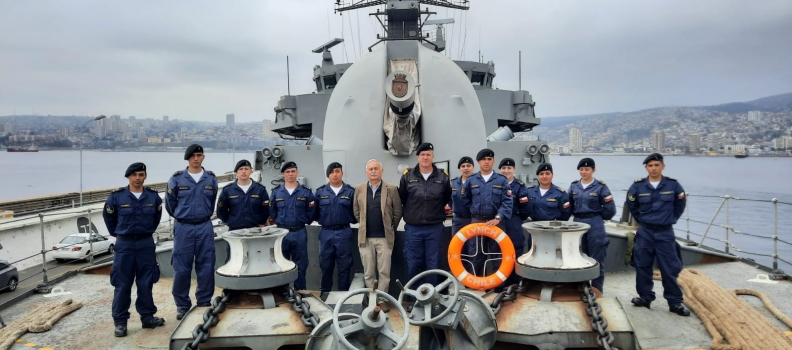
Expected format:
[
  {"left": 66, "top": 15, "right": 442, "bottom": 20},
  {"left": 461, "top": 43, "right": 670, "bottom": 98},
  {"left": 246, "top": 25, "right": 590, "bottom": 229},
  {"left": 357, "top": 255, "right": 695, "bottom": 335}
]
[{"left": 2, "top": 260, "right": 790, "bottom": 350}]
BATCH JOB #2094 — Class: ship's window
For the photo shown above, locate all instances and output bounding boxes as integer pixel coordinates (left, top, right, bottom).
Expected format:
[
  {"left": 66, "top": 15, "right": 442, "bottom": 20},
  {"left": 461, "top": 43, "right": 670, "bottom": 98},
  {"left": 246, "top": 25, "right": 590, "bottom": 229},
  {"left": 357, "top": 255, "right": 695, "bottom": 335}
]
[
  {"left": 314, "top": 78, "right": 322, "bottom": 92},
  {"left": 471, "top": 72, "right": 486, "bottom": 86},
  {"left": 323, "top": 75, "right": 337, "bottom": 89}
]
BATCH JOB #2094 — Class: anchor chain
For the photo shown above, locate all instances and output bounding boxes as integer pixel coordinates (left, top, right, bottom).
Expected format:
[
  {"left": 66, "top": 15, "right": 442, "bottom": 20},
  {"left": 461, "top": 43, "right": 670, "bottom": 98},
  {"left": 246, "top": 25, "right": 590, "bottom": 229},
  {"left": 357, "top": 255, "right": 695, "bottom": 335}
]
[
  {"left": 286, "top": 286, "right": 321, "bottom": 328},
  {"left": 489, "top": 279, "right": 528, "bottom": 315},
  {"left": 181, "top": 289, "right": 232, "bottom": 350},
  {"left": 581, "top": 283, "right": 619, "bottom": 350}
]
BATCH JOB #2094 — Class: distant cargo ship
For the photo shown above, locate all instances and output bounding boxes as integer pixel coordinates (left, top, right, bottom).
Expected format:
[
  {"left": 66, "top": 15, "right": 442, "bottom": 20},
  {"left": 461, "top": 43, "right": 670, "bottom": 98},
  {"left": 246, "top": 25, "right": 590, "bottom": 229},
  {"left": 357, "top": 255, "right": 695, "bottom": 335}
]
[
  {"left": 734, "top": 151, "right": 748, "bottom": 158},
  {"left": 6, "top": 145, "right": 39, "bottom": 152}
]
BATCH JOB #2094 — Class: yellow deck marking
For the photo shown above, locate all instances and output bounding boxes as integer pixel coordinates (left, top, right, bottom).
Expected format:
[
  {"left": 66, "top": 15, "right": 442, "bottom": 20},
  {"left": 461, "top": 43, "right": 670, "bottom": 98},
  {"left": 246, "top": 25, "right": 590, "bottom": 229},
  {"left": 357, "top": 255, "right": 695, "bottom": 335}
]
[
  {"left": 15, "top": 339, "right": 21, "bottom": 343},
  {"left": 23, "top": 343, "right": 36, "bottom": 347},
  {"left": 39, "top": 348, "right": 55, "bottom": 350},
  {"left": 785, "top": 330, "right": 792, "bottom": 336}
]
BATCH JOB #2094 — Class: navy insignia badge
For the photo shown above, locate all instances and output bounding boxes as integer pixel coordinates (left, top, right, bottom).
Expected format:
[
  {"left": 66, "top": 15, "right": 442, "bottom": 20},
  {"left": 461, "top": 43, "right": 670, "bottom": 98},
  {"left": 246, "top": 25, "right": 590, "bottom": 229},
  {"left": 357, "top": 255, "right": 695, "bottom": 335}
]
[
  {"left": 105, "top": 205, "right": 114, "bottom": 214},
  {"left": 392, "top": 73, "right": 408, "bottom": 98},
  {"left": 218, "top": 200, "right": 223, "bottom": 207},
  {"left": 628, "top": 193, "right": 636, "bottom": 202}
]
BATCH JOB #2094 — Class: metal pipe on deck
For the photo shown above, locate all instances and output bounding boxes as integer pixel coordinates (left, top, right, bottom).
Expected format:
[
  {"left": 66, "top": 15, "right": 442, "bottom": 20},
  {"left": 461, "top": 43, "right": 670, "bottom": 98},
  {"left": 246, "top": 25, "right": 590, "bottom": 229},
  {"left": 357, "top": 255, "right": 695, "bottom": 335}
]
[
  {"left": 725, "top": 196, "right": 730, "bottom": 254},
  {"left": 88, "top": 208, "right": 94, "bottom": 265},
  {"left": 698, "top": 196, "right": 727, "bottom": 247},
  {"left": 772, "top": 198, "right": 778, "bottom": 271},
  {"left": 36, "top": 213, "right": 51, "bottom": 293}
]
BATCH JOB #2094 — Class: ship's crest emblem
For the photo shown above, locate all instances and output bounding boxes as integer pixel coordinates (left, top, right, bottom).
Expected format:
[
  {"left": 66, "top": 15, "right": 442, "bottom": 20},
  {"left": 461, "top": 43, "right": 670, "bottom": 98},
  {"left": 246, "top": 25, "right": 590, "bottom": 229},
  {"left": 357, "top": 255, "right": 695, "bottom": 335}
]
[{"left": 392, "top": 73, "right": 408, "bottom": 98}]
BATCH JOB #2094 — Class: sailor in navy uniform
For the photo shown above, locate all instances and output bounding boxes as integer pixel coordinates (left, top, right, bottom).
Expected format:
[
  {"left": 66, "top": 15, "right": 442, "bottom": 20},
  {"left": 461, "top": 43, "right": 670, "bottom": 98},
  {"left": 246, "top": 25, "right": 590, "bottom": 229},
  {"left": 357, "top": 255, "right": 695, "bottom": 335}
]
[
  {"left": 626, "top": 153, "right": 690, "bottom": 316},
  {"left": 398, "top": 143, "right": 453, "bottom": 290},
  {"left": 103, "top": 162, "right": 165, "bottom": 337},
  {"left": 217, "top": 159, "right": 270, "bottom": 262},
  {"left": 165, "top": 144, "right": 218, "bottom": 320},
  {"left": 463, "top": 149, "right": 513, "bottom": 277},
  {"left": 270, "top": 161, "right": 316, "bottom": 290},
  {"left": 526, "top": 163, "right": 571, "bottom": 221},
  {"left": 314, "top": 162, "right": 357, "bottom": 301},
  {"left": 497, "top": 157, "right": 532, "bottom": 288},
  {"left": 450, "top": 156, "right": 475, "bottom": 237},
  {"left": 569, "top": 158, "right": 616, "bottom": 292}
]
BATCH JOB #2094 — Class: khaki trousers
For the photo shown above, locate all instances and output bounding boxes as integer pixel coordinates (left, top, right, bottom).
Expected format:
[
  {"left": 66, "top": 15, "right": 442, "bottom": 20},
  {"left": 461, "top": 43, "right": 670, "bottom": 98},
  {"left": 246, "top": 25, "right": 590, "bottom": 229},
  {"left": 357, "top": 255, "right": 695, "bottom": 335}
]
[{"left": 358, "top": 237, "right": 392, "bottom": 291}]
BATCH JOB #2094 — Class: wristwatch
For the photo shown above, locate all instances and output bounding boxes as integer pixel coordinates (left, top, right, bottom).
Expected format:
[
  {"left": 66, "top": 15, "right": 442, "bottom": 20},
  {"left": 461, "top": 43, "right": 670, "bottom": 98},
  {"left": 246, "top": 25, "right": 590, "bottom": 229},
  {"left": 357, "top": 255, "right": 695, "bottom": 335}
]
[{"left": 495, "top": 215, "right": 502, "bottom": 221}]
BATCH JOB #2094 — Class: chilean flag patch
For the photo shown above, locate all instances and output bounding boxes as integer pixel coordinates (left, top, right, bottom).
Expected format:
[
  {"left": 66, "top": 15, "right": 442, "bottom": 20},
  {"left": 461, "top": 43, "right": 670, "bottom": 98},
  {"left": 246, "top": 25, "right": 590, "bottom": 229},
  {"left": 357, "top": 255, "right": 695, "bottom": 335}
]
[
  {"left": 519, "top": 197, "right": 528, "bottom": 203},
  {"left": 563, "top": 202, "right": 570, "bottom": 209},
  {"left": 678, "top": 192, "right": 685, "bottom": 200},
  {"left": 604, "top": 195, "right": 613, "bottom": 203}
]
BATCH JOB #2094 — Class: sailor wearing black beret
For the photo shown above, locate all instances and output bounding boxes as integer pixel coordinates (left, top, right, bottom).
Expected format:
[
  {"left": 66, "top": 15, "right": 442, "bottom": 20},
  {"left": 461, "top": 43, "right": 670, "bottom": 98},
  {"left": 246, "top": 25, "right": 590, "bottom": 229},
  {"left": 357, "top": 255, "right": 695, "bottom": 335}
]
[
  {"left": 525, "top": 161, "right": 571, "bottom": 224},
  {"left": 577, "top": 158, "right": 595, "bottom": 169},
  {"left": 476, "top": 148, "right": 494, "bottom": 161},
  {"left": 643, "top": 153, "right": 664, "bottom": 165},
  {"left": 627, "top": 152, "right": 690, "bottom": 316},
  {"left": 457, "top": 156, "right": 474, "bottom": 169},
  {"left": 280, "top": 161, "right": 297, "bottom": 173},
  {"left": 400, "top": 141, "right": 452, "bottom": 308},
  {"left": 535, "top": 163, "right": 553, "bottom": 175},
  {"left": 498, "top": 158, "right": 515, "bottom": 169},
  {"left": 184, "top": 144, "right": 204, "bottom": 160},
  {"left": 450, "top": 156, "right": 475, "bottom": 248},
  {"left": 415, "top": 142, "right": 434, "bottom": 155},
  {"left": 463, "top": 148, "right": 513, "bottom": 280},
  {"left": 234, "top": 159, "right": 252, "bottom": 173},
  {"left": 104, "top": 161, "right": 165, "bottom": 335},
  {"left": 269, "top": 159, "right": 315, "bottom": 291},
  {"left": 125, "top": 162, "right": 146, "bottom": 178},
  {"left": 497, "top": 157, "right": 532, "bottom": 288},
  {"left": 218, "top": 159, "right": 270, "bottom": 264},
  {"left": 325, "top": 162, "right": 343, "bottom": 177},
  {"left": 568, "top": 156, "right": 616, "bottom": 293},
  {"left": 167, "top": 142, "right": 218, "bottom": 320}
]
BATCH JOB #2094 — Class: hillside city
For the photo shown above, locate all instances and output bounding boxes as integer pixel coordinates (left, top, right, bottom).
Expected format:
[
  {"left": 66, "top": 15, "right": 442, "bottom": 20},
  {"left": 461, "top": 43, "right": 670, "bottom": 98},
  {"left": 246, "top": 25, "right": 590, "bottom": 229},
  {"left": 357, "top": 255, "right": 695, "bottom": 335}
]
[{"left": 1, "top": 96, "right": 791, "bottom": 155}]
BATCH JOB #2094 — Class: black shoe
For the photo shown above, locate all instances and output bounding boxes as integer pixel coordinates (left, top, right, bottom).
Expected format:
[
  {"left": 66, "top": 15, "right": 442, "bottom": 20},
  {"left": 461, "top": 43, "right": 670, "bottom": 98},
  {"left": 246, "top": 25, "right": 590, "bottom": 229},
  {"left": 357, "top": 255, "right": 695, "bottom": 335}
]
[
  {"left": 197, "top": 303, "right": 211, "bottom": 307},
  {"left": 362, "top": 293, "right": 370, "bottom": 309},
  {"left": 141, "top": 316, "right": 165, "bottom": 329},
  {"left": 320, "top": 292, "right": 329, "bottom": 302},
  {"left": 176, "top": 309, "right": 189, "bottom": 320},
  {"left": 669, "top": 304, "right": 691, "bottom": 317},
  {"left": 631, "top": 297, "right": 651, "bottom": 309},
  {"left": 114, "top": 324, "right": 127, "bottom": 337}
]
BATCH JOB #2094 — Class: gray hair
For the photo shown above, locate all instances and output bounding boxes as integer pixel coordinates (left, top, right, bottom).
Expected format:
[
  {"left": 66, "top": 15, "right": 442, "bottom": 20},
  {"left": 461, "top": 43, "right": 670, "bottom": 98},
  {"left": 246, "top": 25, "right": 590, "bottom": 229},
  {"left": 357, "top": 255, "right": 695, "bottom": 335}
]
[{"left": 365, "top": 159, "right": 383, "bottom": 169}]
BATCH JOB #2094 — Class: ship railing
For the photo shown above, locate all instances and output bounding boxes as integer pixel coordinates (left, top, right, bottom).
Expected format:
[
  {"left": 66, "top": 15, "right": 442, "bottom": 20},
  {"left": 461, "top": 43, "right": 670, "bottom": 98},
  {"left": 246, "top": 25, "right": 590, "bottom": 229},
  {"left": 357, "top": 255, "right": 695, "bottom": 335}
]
[{"left": 614, "top": 192, "right": 792, "bottom": 276}]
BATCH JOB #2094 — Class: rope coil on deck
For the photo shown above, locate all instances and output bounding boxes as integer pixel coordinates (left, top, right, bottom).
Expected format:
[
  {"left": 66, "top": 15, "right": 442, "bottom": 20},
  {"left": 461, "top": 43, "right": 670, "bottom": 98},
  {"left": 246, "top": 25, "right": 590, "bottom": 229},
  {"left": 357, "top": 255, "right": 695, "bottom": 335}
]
[
  {"left": 0, "top": 298, "right": 83, "bottom": 350},
  {"left": 657, "top": 269, "right": 792, "bottom": 350}
]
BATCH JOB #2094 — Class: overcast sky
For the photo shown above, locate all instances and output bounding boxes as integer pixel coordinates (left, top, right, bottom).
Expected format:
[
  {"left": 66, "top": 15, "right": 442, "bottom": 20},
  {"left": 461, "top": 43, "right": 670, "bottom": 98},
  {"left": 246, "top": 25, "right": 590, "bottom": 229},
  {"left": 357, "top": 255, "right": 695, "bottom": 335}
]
[{"left": 1, "top": 0, "right": 790, "bottom": 122}]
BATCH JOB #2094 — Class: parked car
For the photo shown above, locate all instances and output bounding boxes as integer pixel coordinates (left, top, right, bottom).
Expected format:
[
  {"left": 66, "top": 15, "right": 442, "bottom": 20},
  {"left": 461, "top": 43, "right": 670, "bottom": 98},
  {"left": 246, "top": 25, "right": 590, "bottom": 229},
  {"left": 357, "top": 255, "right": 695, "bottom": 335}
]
[
  {"left": 0, "top": 260, "right": 19, "bottom": 293},
  {"left": 51, "top": 233, "right": 115, "bottom": 263}
]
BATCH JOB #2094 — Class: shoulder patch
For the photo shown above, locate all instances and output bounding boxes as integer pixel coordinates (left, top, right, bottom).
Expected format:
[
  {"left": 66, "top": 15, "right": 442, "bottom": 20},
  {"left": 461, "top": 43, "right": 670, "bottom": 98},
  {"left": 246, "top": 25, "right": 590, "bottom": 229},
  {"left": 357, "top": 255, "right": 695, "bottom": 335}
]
[
  {"left": 635, "top": 178, "right": 645, "bottom": 183},
  {"left": 599, "top": 180, "right": 606, "bottom": 185},
  {"left": 443, "top": 169, "right": 449, "bottom": 176},
  {"left": 273, "top": 184, "right": 282, "bottom": 189},
  {"left": 146, "top": 186, "right": 157, "bottom": 192},
  {"left": 112, "top": 187, "right": 124, "bottom": 193},
  {"left": 173, "top": 171, "right": 183, "bottom": 176},
  {"left": 207, "top": 171, "right": 216, "bottom": 176},
  {"left": 665, "top": 176, "right": 676, "bottom": 181},
  {"left": 558, "top": 187, "right": 566, "bottom": 193},
  {"left": 317, "top": 184, "right": 327, "bottom": 190},
  {"left": 517, "top": 180, "right": 524, "bottom": 185},
  {"left": 571, "top": 179, "right": 579, "bottom": 184},
  {"left": 403, "top": 168, "right": 410, "bottom": 175}
]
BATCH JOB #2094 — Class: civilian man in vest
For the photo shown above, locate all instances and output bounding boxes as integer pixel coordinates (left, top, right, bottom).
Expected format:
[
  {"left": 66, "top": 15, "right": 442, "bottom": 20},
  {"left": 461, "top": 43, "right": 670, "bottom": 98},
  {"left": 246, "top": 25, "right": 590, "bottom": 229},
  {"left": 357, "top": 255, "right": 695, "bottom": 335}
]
[{"left": 354, "top": 159, "right": 402, "bottom": 312}]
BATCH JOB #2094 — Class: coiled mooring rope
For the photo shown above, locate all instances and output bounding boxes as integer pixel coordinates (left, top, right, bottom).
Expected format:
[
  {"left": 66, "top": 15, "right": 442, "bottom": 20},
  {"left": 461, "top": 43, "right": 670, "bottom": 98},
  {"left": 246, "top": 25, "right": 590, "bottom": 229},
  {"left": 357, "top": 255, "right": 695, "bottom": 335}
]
[
  {"left": 0, "top": 298, "right": 83, "bottom": 350},
  {"left": 656, "top": 269, "right": 792, "bottom": 350}
]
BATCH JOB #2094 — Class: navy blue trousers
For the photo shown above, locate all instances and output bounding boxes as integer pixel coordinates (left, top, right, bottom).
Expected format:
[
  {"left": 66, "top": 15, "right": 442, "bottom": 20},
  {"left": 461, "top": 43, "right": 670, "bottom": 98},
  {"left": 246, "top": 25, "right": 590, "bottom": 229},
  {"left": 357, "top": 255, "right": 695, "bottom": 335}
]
[
  {"left": 282, "top": 228, "right": 309, "bottom": 290},
  {"left": 404, "top": 223, "right": 444, "bottom": 287},
  {"left": 574, "top": 215, "right": 609, "bottom": 292},
  {"left": 172, "top": 221, "right": 215, "bottom": 310},
  {"left": 634, "top": 226, "right": 684, "bottom": 304},
  {"left": 318, "top": 227, "right": 354, "bottom": 293},
  {"left": 111, "top": 236, "right": 160, "bottom": 325}
]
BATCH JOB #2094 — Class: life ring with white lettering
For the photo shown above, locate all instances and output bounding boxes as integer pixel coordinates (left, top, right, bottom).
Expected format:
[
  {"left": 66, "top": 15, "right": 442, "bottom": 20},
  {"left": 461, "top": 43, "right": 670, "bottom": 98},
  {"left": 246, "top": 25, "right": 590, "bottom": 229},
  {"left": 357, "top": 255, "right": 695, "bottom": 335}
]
[{"left": 447, "top": 223, "right": 516, "bottom": 290}]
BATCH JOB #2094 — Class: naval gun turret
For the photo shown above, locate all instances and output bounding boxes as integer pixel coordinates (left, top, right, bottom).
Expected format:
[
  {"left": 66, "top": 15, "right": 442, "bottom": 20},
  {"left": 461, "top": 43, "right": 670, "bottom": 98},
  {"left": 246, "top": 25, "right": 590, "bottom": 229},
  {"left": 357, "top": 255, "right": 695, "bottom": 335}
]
[{"left": 259, "top": 0, "right": 550, "bottom": 190}]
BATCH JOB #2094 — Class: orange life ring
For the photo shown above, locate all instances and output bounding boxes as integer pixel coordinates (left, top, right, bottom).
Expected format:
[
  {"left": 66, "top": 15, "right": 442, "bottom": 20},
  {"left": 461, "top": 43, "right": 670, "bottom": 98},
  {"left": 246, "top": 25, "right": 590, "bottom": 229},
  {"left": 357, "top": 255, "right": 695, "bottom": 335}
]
[{"left": 447, "top": 222, "right": 516, "bottom": 290}]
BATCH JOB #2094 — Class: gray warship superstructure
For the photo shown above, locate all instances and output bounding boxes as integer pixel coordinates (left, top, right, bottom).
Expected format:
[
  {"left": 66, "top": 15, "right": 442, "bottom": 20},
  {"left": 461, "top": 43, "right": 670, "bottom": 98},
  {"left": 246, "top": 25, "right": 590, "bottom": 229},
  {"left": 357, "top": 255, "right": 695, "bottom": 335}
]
[{"left": 260, "top": 0, "right": 547, "bottom": 188}]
